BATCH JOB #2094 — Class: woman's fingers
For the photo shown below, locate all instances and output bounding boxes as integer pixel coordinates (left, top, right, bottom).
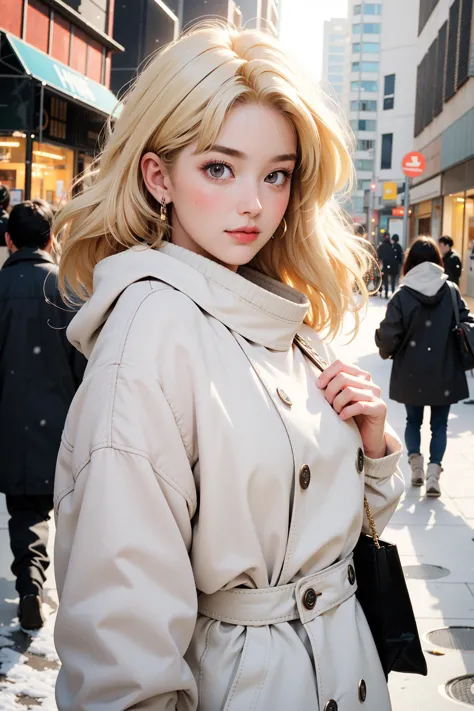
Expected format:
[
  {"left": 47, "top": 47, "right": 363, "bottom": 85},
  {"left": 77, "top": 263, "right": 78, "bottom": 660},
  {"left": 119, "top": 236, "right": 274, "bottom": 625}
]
[
  {"left": 339, "top": 400, "right": 387, "bottom": 422},
  {"left": 332, "top": 386, "right": 374, "bottom": 414},
  {"left": 317, "top": 360, "right": 372, "bottom": 390},
  {"left": 320, "top": 371, "right": 381, "bottom": 406}
]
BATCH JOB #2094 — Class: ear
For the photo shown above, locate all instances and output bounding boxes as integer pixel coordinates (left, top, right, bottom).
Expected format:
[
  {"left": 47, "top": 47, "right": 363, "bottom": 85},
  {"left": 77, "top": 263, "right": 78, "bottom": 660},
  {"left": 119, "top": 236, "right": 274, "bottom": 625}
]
[
  {"left": 141, "top": 152, "right": 172, "bottom": 205},
  {"left": 5, "top": 232, "right": 14, "bottom": 252}
]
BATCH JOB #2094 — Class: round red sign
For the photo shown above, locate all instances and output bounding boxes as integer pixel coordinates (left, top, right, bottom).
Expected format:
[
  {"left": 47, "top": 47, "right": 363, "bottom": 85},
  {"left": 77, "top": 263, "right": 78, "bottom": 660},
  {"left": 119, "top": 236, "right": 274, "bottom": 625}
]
[{"left": 402, "top": 152, "right": 426, "bottom": 178}]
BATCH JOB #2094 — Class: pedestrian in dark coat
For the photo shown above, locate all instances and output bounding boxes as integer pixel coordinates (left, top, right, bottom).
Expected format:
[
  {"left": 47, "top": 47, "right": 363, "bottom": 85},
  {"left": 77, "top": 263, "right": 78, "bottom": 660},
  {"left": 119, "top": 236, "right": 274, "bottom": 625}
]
[
  {"left": 391, "top": 233, "right": 403, "bottom": 291},
  {"left": 0, "top": 185, "right": 9, "bottom": 246},
  {"left": 377, "top": 233, "right": 398, "bottom": 298},
  {"left": 0, "top": 201, "right": 86, "bottom": 630},
  {"left": 375, "top": 236, "right": 473, "bottom": 498},
  {"left": 438, "top": 235, "right": 463, "bottom": 285}
]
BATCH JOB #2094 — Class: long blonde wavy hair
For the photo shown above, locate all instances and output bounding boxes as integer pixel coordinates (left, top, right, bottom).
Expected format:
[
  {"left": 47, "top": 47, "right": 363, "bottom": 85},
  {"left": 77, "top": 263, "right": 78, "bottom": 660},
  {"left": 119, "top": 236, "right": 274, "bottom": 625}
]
[{"left": 55, "top": 23, "right": 372, "bottom": 339}]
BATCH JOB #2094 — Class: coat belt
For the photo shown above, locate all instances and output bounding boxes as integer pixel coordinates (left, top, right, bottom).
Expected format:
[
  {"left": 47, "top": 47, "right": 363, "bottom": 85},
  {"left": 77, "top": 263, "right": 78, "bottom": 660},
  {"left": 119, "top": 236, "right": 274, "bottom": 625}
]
[{"left": 197, "top": 553, "right": 357, "bottom": 627}]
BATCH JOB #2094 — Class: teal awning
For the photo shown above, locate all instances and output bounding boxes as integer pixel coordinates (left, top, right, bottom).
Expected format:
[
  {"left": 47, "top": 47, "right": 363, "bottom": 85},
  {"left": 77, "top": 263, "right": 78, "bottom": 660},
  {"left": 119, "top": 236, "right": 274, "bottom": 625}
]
[{"left": 7, "top": 33, "right": 120, "bottom": 117}]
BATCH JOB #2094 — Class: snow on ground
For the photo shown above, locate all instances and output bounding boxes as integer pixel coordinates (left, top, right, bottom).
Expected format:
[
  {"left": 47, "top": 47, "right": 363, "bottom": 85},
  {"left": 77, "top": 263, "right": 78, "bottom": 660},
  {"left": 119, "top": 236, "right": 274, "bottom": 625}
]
[{"left": 0, "top": 597, "right": 59, "bottom": 710}]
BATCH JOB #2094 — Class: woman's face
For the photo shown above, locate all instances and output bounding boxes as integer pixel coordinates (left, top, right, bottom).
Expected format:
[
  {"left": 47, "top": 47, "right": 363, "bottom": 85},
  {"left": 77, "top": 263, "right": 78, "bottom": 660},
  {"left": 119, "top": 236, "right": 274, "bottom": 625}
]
[{"left": 143, "top": 103, "right": 297, "bottom": 271}]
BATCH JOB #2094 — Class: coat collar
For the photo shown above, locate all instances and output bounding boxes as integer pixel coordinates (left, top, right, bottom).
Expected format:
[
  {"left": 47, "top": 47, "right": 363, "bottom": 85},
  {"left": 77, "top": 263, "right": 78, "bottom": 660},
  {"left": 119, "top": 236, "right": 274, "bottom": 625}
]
[
  {"left": 2, "top": 247, "right": 55, "bottom": 269},
  {"left": 69, "top": 243, "right": 310, "bottom": 357}
]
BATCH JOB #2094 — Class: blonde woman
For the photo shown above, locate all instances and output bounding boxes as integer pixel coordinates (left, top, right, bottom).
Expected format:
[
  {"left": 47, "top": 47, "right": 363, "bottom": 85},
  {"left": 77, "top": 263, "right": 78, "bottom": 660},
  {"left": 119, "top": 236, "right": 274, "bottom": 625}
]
[{"left": 53, "top": 24, "right": 404, "bottom": 711}]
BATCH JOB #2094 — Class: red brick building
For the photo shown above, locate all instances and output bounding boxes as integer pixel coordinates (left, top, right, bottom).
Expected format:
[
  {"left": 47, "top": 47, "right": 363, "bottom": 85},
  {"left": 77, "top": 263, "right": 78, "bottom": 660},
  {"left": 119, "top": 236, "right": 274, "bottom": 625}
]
[{"left": 0, "top": 0, "right": 123, "bottom": 203}]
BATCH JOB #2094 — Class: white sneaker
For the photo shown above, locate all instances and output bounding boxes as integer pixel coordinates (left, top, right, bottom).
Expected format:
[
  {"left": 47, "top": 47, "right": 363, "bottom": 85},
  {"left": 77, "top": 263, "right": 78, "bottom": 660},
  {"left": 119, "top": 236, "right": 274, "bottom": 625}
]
[
  {"left": 426, "top": 463, "right": 442, "bottom": 498},
  {"left": 409, "top": 453, "right": 425, "bottom": 487}
]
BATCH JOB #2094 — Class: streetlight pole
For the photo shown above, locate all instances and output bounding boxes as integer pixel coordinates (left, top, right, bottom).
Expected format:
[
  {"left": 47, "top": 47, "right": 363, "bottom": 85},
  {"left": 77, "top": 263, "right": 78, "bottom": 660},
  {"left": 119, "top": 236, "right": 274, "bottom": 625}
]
[{"left": 402, "top": 177, "right": 410, "bottom": 250}]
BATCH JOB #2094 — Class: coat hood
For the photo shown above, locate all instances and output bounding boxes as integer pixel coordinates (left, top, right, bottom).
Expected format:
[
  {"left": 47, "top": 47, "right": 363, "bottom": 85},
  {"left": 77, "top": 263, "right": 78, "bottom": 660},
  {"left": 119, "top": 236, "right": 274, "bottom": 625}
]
[
  {"left": 68, "top": 243, "right": 310, "bottom": 357},
  {"left": 401, "top": 262, "right": 448, "bottom": 300}
]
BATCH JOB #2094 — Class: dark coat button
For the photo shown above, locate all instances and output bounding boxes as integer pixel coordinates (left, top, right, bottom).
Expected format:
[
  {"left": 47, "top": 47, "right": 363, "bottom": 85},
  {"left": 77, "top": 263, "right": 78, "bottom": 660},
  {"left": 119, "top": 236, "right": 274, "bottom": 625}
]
[
  {"left": 348, "top": 564, "right": 356, "bottom": 585},
  {"left": 356, "top": 447, "right": 364, "bottom": 473},
  {"left": 324, "top": 701, "right": 338, "bottom": 711},
  {"left": 303, "top": 588, "right": 318, "bottom": 610},
  {"left": 299, "top": 464, "right": 311, "bottom": 490},
  {"left": 359, "top": 679, "right": 367, "bottom": 702}
]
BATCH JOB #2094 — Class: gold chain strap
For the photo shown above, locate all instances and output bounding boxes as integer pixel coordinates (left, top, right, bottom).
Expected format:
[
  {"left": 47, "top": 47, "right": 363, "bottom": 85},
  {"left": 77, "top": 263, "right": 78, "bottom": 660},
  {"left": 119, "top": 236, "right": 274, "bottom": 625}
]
[{"left": 364, "top": 496, "right": 380, "bottom": 549}]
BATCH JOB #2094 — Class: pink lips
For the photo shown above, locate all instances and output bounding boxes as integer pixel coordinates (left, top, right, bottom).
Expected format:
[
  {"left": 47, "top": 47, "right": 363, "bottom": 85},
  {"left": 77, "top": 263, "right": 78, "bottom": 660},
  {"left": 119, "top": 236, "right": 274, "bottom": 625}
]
[{"left": 226, "top": 227, "right": 260, "bottom": 244}]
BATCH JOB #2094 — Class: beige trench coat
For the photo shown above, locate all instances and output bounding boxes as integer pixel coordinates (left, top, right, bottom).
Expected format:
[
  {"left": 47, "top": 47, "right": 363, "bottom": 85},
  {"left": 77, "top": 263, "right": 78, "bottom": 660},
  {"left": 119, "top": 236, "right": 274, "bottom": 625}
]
[{"left": 54, "top": 243, "right": 404, "bottom": 711}]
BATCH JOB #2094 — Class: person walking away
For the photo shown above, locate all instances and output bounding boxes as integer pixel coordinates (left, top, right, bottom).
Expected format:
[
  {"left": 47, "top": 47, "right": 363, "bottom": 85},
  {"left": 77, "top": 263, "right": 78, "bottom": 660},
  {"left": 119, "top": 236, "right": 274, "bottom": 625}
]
[
  {"left": 391, "top": 234, "right": 403, "bottom": 292},
  {"left": 377, "top": 233, "right": 398, "bottom": 298},
  {"left": 439, "top": 235, "right": 462, "bottom": 285},
  {"left": 375, "top": 237, "right": 473, "bottom": 497},
  {"left": 0, "top": 201, "right": 85, "bottom": 630},
  {"left": 0, "top": 185, "right": 11, "bottom": 267}
]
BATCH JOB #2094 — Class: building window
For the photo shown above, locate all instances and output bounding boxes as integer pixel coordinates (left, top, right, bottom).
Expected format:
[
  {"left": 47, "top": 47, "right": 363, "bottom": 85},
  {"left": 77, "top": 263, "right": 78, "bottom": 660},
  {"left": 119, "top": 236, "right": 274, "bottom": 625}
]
[
  {"left": 358, "top": 179, "right": 372, "bottom": 192},
  {"left": 328, "top": 75, "right": 343, "bottom": 84},
  {"left": 381, "top": 133, "right": 393, "bottom": 170},
  {"left": 329, "top": 64, "right": 344, "bottom": 73},
  {"left": 351, "top": 100, "right": 377, "bottom": 111},
  {"left": 353, "top": 22, "right": 382, "bottom": 33},
  {"left": 355, "top": 159, "right": 374, "bottom": 171},
  {"left": 457, "top": 0, "right": 473, "bottom": 89},
  {"left": 329, "top": 46, "right": 346, "bottom": 54},
  {"left": 362, "top": 23, "right": 381, "bottom": 33},
  {"left": 445, "top": 0, "right": 460, "bottom": 101},
  {"left": 329, "top": 54, "right": 345, "bottom": 63},
  {"left": 383, "top": 74, "right": 395, "bottom": 110},
  {"left": 352, "top": 61, "right": 379, "bottom": 72},
  {"left": 353, "top": 4, "right": 362, "bottom": 15},
  {"left": 351, "top": 80, "right": 378, "bottom": 92},
  {"left": 351, "top": 119, "right": 377, "bottom": 131},
  {"left": 353, "top": 42, "right": 380, "bottom": 53},
  {"left": 362, "top": 3, "right": 383, "bottom": 14},
  {"left": 434, "top": 22, "right": 447, "bottom": 116},
  {"left": 357, "top": 139, "right": 375, "bottom": 150},
  {"left": 419, "top": 0, "right": 440, "bottom": 35}
]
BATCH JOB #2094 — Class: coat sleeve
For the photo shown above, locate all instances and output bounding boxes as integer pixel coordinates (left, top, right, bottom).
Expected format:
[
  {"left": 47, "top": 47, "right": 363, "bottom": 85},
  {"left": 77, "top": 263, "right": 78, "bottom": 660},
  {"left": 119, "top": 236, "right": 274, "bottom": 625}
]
[
  {"left": 362, "top": 423, "right": 404, "bottom": 536},
  {"left": 54, "top": 372, "right": 198, "bottom": 711},
  {"left": 375, "top": 293, "right": 404, "bottom": 359},
  {"left": 457, "top": 288, "right": 474, "bottom": 324}
]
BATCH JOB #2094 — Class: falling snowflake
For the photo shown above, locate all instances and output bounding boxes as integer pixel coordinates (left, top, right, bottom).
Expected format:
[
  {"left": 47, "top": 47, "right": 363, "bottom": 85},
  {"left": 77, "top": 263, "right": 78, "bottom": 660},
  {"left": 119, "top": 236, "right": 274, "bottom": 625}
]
[
  {"left": 444, "top": 390, "right": 450, "bottom": 396},
  {"left": 425, "top": 320, "right": 432, "bottom": 327},
  {"left": 40, "top": 420, "right": 47, "bottom": 427},
  {"left": 410, "top": 340, "right": 416, "bottom": 347},
  {"left": 33, "top": 347, "right": 41, "bottom": 355},
  {"left": 10, "top": 370, "right": 14, "bottom": 375},
  {"left": 427, "top": 347, "right": 432, "bottom": 351}
]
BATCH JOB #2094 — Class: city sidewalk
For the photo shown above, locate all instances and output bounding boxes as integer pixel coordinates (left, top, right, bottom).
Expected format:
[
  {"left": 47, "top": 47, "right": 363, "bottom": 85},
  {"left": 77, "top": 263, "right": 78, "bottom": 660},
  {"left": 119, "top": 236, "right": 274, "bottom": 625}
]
[{"left": 0, "top": 297, "right": 473, "bottom": 709}]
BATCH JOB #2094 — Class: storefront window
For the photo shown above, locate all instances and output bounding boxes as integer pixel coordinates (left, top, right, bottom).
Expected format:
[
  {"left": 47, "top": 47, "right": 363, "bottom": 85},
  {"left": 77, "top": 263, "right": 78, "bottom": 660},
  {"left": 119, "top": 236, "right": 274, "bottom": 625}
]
[
  {"left": 414, "top": 200, "right": 432, "bottom": 238},
  {"left": 31, "top": 142, "right": 74, "bottom": 208},
  {"left": 0, "top": 135, "right": 26, "bottom": 204}
]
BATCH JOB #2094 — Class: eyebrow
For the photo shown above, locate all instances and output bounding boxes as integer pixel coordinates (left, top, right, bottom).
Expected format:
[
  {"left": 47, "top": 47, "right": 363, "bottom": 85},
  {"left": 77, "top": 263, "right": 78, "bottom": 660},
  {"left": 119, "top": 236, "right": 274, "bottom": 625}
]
[{"left": 210, "top": 144, "right": 297, "bottom": 163}]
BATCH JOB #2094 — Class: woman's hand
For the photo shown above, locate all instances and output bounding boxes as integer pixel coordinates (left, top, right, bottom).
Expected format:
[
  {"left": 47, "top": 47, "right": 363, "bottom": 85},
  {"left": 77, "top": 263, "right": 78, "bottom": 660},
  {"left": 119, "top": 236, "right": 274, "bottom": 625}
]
[{"left": 316, "top": 360, "right": 387, "bottom": 459}]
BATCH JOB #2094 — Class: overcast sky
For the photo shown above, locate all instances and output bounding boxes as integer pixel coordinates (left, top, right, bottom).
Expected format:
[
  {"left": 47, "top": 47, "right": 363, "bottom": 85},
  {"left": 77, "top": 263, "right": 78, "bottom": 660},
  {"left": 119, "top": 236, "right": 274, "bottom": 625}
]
[{"left": 279, "top": 0, "right": 349, "bottom": 81}]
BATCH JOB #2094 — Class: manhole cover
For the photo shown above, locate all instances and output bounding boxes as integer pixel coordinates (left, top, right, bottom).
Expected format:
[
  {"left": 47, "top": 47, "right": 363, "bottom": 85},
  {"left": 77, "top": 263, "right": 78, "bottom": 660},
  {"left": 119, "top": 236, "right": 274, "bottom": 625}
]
[
  {"left": 427, "top": 627, "right": 474, "bottom": 651},
  {"left": 445, "top": 675, "right": 474, "bottom": 705},
  {"left": 403, "top": 564, "right": 450, "bottom": 580}
]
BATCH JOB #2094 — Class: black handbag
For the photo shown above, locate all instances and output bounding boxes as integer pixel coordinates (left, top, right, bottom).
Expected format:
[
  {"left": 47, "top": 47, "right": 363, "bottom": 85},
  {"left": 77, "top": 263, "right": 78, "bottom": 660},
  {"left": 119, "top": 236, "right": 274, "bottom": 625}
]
[
  {"left": 293, "top": 334, "right": 427, "bottom": 678},
  {"left": 448, "top": 282, "right": 474, "bottom": 371}
]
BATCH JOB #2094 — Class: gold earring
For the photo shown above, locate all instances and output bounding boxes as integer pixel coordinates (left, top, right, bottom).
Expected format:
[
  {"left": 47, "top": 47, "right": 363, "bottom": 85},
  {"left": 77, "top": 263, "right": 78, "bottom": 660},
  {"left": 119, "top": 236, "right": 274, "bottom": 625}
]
[
  {"left": 272, "top": 217, "right": 287, "bottom": 240},
  {"left": 160, "top": 196, "right": 168, "bottom": 222}
]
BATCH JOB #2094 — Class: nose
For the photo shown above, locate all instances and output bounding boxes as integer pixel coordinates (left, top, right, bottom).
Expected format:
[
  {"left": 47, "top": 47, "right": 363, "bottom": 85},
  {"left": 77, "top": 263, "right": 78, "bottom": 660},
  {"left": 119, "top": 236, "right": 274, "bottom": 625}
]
[{"left": 237, "top": 182, "right": 262, "bottom": 218}]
